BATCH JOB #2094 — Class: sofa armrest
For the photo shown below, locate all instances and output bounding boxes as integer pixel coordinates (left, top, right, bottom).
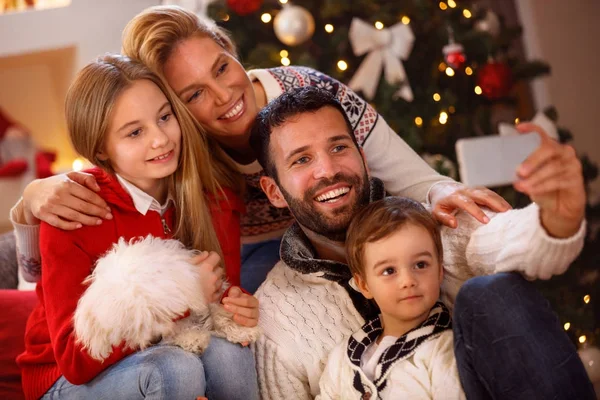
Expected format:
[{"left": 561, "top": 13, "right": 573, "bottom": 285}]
[{"left": 0, "top": 232, "right": 18, "bottom": 289}]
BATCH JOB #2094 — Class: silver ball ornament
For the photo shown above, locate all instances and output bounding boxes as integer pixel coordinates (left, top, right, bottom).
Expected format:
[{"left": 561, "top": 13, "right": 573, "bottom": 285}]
[{"left": 274, "top": 5, "right": 315, "bottom": 46}]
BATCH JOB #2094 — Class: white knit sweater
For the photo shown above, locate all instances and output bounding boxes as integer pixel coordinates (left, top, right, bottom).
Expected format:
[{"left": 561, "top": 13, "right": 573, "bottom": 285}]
[
  {"left": 253, "top": 200, "right": 586, "bottom": 399},
  {"left": 318, "top": 331, "right": 464, "bottom": 400}
]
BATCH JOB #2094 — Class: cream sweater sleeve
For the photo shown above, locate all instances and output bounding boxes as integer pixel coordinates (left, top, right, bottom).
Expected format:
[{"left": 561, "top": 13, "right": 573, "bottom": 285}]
[
  {"left": 317, "top": 342, "right": 345, "bottom": 400},
  {"left": 362, "top": 117, "right": 454, "bottom": 201},
  {"left": 253, "top": 335, "right": 313, "bottom": 400},
  {"left": 10, "top": 197, "right": 41, "bottom": 283},
  {"left": 428, "top": 331, "right": 466, "bottom": 400},
  {"left": 452, "top": 203, "right": 585, "bottom": 280}
]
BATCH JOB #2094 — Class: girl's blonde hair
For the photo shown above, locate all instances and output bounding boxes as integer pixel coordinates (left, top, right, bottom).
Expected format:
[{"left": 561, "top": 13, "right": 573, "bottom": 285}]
[
  {"left": 122, "top": 5, "right": 242, "bottom": 194},
  {"left": 65, "top": 54, "right": 224, "bottom": 256}
]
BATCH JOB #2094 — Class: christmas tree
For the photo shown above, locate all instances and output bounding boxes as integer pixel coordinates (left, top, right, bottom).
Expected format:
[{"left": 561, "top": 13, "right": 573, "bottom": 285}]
[{"left": 208, "top": 0, "right": 599, "bottom": 347}]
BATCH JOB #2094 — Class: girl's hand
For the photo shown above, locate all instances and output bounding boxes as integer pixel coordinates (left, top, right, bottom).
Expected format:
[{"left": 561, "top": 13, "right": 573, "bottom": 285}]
[
  {"left": 190, "top": 251, "right": 223, "bottom": 304},
  {"left": 429, "top": 182, "right": 512, "bottom": 228},
  {"left": 22, "top": 171, "right": 112, "bottom": 229},
  {"left": 222, "top": 286, "right": 259, "bottom": 328}
]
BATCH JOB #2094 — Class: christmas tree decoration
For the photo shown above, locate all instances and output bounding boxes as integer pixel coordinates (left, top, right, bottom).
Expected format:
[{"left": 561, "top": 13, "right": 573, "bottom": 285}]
[
  {"left": 443, "top": 27, "right": 467, "bottom": 70},
  {"left": 348, "top": 18, "right": 415, "bottom": 101},
  {"left": 162, "top": 0, "right": 218, "bottom": 17},
  {"left": 443, "top": 43, "right": 466, "bottom": 70},
  {"left": 273, "top": 5, "right": 315, "bottom": 46},
  {"left": 422, "top": 153, "right": 457, "bottom": 180},
  {"left": 226, "top": 0, "right": 262, "bottom": 15},
  {"left": 498, "top": 111, "right": 559, "bottom": 140},
  {"left": 474, "top": 9, "right": 501, "bottom": 38},
  {"left": 477, "top": 61, "right": 513, "bottom": 100}
]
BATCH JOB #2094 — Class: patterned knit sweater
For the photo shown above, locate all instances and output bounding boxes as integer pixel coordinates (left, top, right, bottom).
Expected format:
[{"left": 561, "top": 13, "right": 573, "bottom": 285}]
[
  {"left": 239, "top": 66, "right": 451, "bottom": 244},
  {"left": 252, "top": 179, "right": 586, "bottom": 400}
]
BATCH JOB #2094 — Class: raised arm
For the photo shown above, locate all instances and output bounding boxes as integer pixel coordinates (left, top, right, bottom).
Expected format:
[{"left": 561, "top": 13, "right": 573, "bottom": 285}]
[
  {"left": 10, "top": 171, "right": 112, "bottom": 282},
  {"left": 22, "top": 171, "right": 112, "bottom": 229},
  {"left": 309, "top": 68, "right": 510, "bottom": 227},
  {"left": 449, "top": 126, "right": 586, "bottom": 280}
]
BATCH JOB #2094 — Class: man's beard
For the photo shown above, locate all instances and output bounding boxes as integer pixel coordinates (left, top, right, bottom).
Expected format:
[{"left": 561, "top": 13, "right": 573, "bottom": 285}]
[{"left": 279, "top": 171, "right": 370, "bottom": 242}]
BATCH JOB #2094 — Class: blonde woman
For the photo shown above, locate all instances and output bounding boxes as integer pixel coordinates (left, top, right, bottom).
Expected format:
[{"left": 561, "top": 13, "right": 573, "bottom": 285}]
[
  {"left": 16, "top": 55, "right": 258, "bottom": 400},
  {"left": 14, "top": 6, "right": 511, "bottom": 294}
]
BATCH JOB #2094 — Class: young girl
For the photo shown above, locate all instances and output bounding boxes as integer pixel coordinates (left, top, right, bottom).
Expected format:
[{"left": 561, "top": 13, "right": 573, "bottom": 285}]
[
  {"left": 318, "top": 197, "right": 463, "bottom": 399},
  {"left": 13, "top": 5, "right": 510, "bottom": 294},
  {"left": 16, "top": 55, "right": 258, "bottom": 400}
]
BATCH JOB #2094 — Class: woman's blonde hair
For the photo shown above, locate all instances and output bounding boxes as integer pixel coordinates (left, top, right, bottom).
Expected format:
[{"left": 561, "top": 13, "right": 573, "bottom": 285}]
[
  {"left": 65, "top": 54, "right": 224, "bottom": 256},
  {"left": 122, "top": 5, "right": 237, "bottom": 72},
  {"left": 121, "top": 5, "right": 242, "bottom": 193}
]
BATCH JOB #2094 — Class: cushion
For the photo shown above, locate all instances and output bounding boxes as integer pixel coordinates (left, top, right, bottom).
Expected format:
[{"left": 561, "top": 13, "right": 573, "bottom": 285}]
[{"left": 0, "top": 290, "right": 37, "bottom": 399}]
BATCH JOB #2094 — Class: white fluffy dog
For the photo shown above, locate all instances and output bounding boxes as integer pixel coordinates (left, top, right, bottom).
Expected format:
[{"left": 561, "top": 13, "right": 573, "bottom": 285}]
[{"left": 73, "top": 235, "right": 261, "bottom": 362}]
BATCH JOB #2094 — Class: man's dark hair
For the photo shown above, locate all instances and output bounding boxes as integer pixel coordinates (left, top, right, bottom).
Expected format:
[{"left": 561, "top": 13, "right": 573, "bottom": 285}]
[{"left": 249, "top": 86, "right": 358, "bottom": 181}]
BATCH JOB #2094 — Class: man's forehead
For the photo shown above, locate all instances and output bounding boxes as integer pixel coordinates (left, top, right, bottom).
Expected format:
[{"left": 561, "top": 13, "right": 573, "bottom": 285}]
[{"left": 271, "top": 111, "right": 352, "bottom": 151}]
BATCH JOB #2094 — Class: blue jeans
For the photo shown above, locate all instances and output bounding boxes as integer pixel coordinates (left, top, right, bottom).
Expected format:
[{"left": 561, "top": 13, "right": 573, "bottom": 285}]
[
  {"left": 453, "top": 272, "right": 596, "bottom": 399},
  {"left": 42, "top": 337, "right": 258, "bottom": 400},
  {"left": 240, "top": 238, "right": 281, "bottom": 294}
]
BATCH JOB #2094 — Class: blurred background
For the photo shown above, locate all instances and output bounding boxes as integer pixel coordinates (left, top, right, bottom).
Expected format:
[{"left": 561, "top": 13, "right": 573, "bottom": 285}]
[{"left": 0, "top": 0, "right": 598, "bottom": 385}]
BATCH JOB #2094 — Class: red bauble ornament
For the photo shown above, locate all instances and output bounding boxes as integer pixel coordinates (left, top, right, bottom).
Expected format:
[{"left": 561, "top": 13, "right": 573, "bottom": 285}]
[
  {"left": 477, "top": 61, "right": 513, "bottom": 99},
  {"left": 443, "top": 43, "right": 467, "bottom": 70},
  {"left": 226, "top": 0, "right": 263, "bottom": 16}
]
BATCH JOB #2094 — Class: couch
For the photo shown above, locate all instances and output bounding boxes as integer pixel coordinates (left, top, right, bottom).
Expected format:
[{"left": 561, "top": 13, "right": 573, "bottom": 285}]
[{"left": 0, "top": 232, "right": 36, "bottom": 399}]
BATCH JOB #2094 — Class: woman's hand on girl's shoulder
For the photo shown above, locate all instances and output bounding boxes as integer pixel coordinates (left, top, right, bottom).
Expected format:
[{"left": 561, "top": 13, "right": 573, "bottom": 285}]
[
  {"left": 23, "top": 171, "right": 112, "bottom": 230},
  {"left": 222, "top": 286, "right": 259, "bottom": 328}
]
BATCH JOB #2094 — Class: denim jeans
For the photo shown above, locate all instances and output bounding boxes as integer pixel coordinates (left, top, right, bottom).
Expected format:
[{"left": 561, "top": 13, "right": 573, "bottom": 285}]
[
  {"left": 42, "top": 337, "right": 259, "bottom": 400},
  {"left": 240, "top": 238, "right": 282, "bottom": 294},
  {"left": 453, "top": 272, "right": 596, "bottom": 400}
]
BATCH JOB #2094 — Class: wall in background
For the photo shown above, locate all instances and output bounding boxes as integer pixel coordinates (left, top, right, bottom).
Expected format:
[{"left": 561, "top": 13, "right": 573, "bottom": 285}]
[
  {"left": 516, "top": 0, "right": 600, "bottom": 203},
  {"left": 0, "top": 0, "right": 156, "bottom": 170}
]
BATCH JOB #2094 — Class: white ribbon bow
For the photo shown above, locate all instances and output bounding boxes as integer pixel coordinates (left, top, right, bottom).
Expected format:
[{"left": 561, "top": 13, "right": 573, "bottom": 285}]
[{"left": 348, "top": 18, "right": 415, "bottom": 101}]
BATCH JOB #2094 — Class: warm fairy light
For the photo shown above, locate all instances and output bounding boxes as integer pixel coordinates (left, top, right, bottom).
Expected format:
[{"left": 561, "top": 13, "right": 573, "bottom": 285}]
[
  {"left": 463, "top": 9, "right": 472, "bottom": 18},
  {"left": 72, "top": 158, "right": 84, "bottom": 172},
  {"left": 584, "top": 295, "right": 591, "bottom": 304},
  {"left": 261, "top": 13, "right": 272, "bottom": 23},
  {"left": 222, "top": 14, "right": 230, "bottom": 22},
  {"left": 337, "top": 60, "right": 348, "bottom": 71},
  {"left": 439, "top": 111, "right": 449, "bottom": 124},
  {"left": 438, "top": 62, "right": 447, "bottom": 72},
  {"left": 375, "top": 21, "right": 384, "bottom": 30},
  {"left": 579, "top": 335, "right": 587, "bottom": 344},
  {"left": 325, "top": 24, "right": 334, "bottom": 33},
  {"left": 474, "top": 85, "right": 482, "bottom": 95},
  {"left": 433, "top": 93, "right": 441, "bottom": 101},
  {"left": 415, "top": 116, "right": 423, "bottom": 127},
  {"left": 564, "top": 322, "right": 571, "bottom": 331},
  {"left": 465, "top": 66, "right": 473, "bottom": 75},
  {"left": 281, "top": 57, "right": 290, "bottom": 66},
  {"left": 401, "top": 16, "right": 411, "bottom": 25},
  {"left": 280, "top": 49, "right": 289, "bottom": 58},
  {"left": 446, "top": 67, "right": 455, "bottom": 76},
  {"left": 515, "top": 117, "right": 520, "bottom": 124},
  {"left": 448, "top": 106, "right": 456, "bottom": 113},
  {"left": 439, "top": 2, "right": 448, "bottom": 10},
  {"left": 448, "top": 0, "right": 457, "bottom": 8},
  {"left": 279, "top": 0, "right": 288, "bottom": 3}
]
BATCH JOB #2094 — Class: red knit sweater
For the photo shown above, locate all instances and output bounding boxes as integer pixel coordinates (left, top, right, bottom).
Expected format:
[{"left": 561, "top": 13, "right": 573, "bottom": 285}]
[{"left": 16, "top": 168, "right": 244, "bottom": 400}]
